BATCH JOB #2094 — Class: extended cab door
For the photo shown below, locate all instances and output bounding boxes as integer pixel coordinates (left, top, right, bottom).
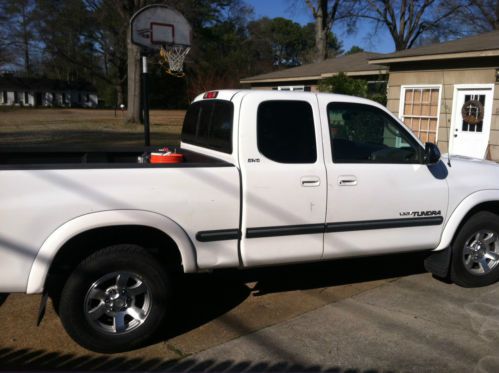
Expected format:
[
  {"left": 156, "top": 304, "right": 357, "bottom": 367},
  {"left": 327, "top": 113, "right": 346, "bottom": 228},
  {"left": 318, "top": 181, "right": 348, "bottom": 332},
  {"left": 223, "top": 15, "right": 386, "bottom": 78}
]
[
  {"left": 318, "top": 96, "right": 448, "bottom": 259},
  {"left": 239, "top": 92, "right": 327, "bottom": 266}
]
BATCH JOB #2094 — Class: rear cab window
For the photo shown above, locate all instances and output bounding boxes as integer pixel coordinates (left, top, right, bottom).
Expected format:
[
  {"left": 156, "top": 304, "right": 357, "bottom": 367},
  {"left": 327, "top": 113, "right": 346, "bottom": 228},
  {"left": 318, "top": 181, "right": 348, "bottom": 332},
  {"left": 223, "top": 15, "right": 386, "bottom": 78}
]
[
  {"left": 181, "top": 100, "right": 234, "bottom": 154},
  {"left": 257, "top": 100, "right": 317, "bottom": 163}
]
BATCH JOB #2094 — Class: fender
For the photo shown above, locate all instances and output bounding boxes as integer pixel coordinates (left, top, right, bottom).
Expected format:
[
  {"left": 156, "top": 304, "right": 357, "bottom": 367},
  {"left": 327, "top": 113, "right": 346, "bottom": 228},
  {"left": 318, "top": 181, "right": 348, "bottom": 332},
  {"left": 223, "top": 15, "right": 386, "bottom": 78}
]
[
  {"left": 26, "top": 210, "right": 197, "bottom": 294},
  {"left": 435, "top": 190, "right": 499, "bottom": 251}
]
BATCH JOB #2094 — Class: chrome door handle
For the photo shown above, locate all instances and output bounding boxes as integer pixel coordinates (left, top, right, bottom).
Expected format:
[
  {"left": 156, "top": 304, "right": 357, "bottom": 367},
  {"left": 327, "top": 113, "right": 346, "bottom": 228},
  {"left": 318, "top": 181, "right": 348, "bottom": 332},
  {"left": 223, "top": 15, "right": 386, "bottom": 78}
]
[
  {"left": 338, "top": 176, "right": 357, "bottom": 186},
  {"left": 301, "top": 176, "right": 320, "bottom": 187}
]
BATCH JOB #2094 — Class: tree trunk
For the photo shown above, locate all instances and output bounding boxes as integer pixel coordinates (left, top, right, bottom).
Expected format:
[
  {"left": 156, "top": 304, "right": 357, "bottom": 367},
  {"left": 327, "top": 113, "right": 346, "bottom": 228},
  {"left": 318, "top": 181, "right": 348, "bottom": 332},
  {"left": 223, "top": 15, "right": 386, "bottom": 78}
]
[
  {"left": 314, "top": 4, "right": 328, "bottom": 62},
  {"left": 116, "top": 83, "right": 124, "bottom": 107},
  {"left": 126, "top": 25, "right": 141, "bottom": 124}
]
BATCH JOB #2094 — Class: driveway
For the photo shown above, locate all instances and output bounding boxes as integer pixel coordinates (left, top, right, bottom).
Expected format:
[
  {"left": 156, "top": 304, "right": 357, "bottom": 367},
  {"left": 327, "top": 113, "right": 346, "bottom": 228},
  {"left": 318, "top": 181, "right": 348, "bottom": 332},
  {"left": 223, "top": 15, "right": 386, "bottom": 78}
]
[{"left": 1, "top": 252, "right": 498, "bottom": 372}]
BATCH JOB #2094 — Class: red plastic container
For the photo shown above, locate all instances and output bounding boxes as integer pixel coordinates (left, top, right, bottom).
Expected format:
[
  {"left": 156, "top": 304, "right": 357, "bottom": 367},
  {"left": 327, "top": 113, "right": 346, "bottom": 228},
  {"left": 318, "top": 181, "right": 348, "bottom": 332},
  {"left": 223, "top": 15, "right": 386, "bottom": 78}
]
[{"left": 150, "top": 152, "right": 184, "bottom": 164}]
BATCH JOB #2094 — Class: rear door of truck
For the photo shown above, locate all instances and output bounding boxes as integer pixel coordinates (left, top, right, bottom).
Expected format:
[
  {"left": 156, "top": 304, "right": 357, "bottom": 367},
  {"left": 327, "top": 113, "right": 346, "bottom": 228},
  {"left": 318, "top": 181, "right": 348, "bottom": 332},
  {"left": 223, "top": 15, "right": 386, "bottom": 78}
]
[{"left": 238, "top": 92, "right": 327, "bottom": 266}]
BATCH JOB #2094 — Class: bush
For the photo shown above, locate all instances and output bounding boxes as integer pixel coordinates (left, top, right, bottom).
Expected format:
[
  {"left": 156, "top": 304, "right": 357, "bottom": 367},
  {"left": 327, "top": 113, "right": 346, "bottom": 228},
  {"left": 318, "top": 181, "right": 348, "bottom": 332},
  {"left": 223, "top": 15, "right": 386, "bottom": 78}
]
[{"left": 318, "top": 72, "right": 387, "bottom": 105}]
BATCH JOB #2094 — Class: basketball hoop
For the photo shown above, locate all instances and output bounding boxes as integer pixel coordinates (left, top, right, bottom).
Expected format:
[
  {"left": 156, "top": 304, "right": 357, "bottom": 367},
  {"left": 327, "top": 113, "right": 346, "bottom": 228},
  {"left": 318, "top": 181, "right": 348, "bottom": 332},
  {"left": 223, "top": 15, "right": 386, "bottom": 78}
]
[
  {"left": 131, "top": 5, "right": 192, "bottom": 77},
  {"left": 159, "top": 45, "right": 190, "bottom": 77}
]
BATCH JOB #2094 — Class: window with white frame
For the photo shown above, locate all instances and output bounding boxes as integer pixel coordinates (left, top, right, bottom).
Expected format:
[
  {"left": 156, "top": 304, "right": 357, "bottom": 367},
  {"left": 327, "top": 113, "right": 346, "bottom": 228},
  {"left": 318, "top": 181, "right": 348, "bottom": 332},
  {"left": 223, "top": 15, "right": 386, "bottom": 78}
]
[
  {"left": 276, "top": 86, "right": 311, "bottom": 92},
  {"left": 400, "top": 86, "right": 441, "bottom": 143}
]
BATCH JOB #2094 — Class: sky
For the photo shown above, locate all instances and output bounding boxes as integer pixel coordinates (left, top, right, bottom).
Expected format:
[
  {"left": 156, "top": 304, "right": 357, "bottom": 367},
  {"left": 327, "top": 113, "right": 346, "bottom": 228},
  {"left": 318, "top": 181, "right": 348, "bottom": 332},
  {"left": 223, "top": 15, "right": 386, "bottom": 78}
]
[{"left": 246, "top": 0, "right": 395, "bottom": 54}]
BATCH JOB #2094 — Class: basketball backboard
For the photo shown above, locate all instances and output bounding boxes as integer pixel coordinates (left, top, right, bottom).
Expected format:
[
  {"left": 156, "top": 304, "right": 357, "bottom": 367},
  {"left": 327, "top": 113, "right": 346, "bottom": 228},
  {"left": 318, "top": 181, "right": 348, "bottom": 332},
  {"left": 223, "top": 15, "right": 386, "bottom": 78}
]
[{"left": 130, "top": 5, "right": 191, "bottom": 50}]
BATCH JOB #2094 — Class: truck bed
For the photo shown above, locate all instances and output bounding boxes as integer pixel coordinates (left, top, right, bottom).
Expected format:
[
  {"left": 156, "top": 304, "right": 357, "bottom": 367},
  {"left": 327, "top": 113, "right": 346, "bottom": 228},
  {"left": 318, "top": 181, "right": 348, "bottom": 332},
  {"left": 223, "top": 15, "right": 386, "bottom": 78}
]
[{"left": 0, "top": 147, "right": 231, "bottom": 169}]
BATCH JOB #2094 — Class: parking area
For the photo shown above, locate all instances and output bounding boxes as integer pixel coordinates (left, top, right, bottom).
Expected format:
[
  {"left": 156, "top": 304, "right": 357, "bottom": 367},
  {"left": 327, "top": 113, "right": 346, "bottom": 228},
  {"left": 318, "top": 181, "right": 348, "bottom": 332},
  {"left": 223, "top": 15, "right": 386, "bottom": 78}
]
[{"left": 2, "top": 252, "right": 499, "bottom": 372}]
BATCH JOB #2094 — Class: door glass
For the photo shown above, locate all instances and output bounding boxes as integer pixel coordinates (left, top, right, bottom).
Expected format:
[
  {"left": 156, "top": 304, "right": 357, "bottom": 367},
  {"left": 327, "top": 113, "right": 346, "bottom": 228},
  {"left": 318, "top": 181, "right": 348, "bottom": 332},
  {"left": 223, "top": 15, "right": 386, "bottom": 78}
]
[
  {"left": 461, "top": 94, "right": 485, "bottom": 133},
  {"left": 328, "top": 102, "right": 421, "bottom": 163}
]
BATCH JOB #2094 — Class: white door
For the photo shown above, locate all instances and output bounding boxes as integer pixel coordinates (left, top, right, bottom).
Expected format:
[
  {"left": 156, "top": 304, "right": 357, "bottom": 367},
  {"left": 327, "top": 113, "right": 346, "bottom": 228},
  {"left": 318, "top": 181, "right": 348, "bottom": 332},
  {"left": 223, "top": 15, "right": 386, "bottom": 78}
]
[
  {"left": 450, "top": 85, "right": 494, "bottom": 158},
  {"left": 318, "top": 97, "right": 449, "bottom": 259},
  {"left": 238, "top": 92, "right": 327, "bottom": 266}
]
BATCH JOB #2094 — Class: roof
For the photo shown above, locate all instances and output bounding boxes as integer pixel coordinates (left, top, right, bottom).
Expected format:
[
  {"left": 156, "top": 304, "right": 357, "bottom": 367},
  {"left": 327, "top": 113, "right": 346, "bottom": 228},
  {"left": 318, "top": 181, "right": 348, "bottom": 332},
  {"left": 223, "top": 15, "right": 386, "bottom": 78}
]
[
  {"left": 370, "top": 30, "right": 499, "bottom": 64},
  {"left": 240, "top": 52, "right": 388, "bottom": 84},
  {"left": 0, "top": 75, "right": 96, "bottom": 91}
]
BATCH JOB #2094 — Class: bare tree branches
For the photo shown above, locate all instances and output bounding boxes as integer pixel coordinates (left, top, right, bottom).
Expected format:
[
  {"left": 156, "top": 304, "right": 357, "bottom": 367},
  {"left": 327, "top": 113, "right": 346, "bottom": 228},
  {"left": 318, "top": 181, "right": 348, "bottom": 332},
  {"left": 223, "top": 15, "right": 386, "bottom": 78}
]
[{"left": 359, "top": 0, "right": 466, "bottom": 50}]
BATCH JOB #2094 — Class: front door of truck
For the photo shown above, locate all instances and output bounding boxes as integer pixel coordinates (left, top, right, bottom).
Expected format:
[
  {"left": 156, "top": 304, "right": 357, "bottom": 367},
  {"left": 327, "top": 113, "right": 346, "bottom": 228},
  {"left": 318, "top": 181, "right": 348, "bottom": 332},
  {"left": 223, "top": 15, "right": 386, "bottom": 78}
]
[
  {"left": 319, "top": 98, "right": 448, "bottom": 259},
  {"left": 239, "top": 92, "right": 327, "bottom": 266}
]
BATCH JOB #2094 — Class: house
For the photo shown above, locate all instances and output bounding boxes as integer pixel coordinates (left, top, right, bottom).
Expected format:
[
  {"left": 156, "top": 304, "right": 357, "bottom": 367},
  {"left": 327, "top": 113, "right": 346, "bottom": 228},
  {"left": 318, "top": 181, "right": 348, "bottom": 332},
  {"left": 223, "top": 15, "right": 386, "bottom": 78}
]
[
  {"left": 240, "top": 52, "right": 388, "bottom": 92},
  {"left": 241, "top": 31, "right": 499, "bottom": 161},
  {"left": 369, "top": 30, "right": 499, "bottom": 160},
  {"left": 0, "top": 75, "right": 98, "bottom": 108}
]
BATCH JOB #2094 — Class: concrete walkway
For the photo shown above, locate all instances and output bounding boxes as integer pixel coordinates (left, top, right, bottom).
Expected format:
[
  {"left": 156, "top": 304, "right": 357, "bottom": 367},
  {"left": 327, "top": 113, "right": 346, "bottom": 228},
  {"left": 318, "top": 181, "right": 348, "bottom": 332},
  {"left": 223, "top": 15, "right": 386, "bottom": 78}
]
[{"left": 186, "top": 274, "right": 499, "bottom": 373}]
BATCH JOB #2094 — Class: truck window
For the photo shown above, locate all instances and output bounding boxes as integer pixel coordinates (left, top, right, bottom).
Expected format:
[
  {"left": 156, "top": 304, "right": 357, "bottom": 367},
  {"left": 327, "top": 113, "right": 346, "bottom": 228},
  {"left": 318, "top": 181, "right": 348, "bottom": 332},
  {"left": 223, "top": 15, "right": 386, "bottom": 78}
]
[
  {"left": 181, "top": 100, "right": 234, "bottom": 154},
  {"left": 257, "top": 100, "right": 317, "bottom": 164},
  {"left": 328, "top": 102, "right": 421, "bottom": 164}
]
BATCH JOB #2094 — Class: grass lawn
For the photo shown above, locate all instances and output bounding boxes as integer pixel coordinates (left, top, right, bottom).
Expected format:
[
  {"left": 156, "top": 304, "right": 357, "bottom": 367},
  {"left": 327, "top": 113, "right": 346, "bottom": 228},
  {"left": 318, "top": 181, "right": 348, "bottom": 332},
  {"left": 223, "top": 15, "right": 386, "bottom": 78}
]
[{"left": 0, "top": 108, "right": 186, "bottom": 149}]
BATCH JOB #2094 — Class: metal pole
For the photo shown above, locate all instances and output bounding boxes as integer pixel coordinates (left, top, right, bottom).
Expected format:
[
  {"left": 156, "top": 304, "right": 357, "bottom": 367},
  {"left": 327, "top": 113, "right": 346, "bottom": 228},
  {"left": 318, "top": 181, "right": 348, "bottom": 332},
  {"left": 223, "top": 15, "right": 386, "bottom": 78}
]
[{"left": 141, "top": 54, "right": 150, "bottom": 147}]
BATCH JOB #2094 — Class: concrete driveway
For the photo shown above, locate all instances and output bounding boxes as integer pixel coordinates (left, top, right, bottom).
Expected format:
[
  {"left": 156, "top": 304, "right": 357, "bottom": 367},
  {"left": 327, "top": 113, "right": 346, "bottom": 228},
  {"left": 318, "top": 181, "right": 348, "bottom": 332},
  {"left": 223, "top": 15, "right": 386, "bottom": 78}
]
[{"left": 1, "top": 251, "right": 498, "bottom": 372}]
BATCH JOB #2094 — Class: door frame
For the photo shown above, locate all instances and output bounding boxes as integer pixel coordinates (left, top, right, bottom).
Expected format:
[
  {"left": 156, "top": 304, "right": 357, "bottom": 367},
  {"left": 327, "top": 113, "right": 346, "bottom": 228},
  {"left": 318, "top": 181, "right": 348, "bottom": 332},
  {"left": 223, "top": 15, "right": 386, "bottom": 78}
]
[{"left": 449, "top": 83, "right": 495, "bottom": 158}]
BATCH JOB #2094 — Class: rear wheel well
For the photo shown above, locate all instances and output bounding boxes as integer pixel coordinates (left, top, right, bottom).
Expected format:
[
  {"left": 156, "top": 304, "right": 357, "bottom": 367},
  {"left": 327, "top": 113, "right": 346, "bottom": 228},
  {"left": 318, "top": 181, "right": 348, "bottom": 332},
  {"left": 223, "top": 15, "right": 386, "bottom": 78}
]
[{"left": 46, "top": 225, "right": 182, "bottom": 301}]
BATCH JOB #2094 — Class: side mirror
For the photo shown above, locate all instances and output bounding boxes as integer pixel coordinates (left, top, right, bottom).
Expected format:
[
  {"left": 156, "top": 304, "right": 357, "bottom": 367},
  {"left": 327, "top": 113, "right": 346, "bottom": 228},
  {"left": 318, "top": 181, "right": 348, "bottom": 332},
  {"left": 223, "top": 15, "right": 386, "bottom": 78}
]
[{"left": 424, "top": 142, "right": 441, "bottom": 165}]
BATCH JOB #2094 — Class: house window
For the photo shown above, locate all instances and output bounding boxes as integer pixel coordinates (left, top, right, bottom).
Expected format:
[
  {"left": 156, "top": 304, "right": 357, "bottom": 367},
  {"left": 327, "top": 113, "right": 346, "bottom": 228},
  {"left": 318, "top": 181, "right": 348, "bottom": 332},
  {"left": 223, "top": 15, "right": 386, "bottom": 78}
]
[
  {"left": 400, "top": 86, "right": 441, "bottom": 143},
  {"left": 14, "top": 91, "right": 19, "bottom": 104},
  {"left": 277, "top": 86, "right": 311, "bottom": 92},
  {"left": 24, "top": 92, "right": 29, "bottom": 104}
]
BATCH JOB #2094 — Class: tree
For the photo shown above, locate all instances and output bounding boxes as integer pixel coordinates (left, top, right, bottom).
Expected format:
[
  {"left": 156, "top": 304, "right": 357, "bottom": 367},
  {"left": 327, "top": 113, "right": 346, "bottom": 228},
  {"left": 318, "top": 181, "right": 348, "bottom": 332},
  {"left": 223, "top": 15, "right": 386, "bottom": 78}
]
[
  {"left": 303, "top": 0, "right": 357, "bottom": 62},
  {"left": 344, "top": 45, "right": 364, "bottom": 55},
  {"left": 440, "top": 0, "right": 499, "bottom": 35},
  {"left": 359, "top": 0, "right": 463, "bottom": 51},
  {"left": 0, "top": 0, "right": 37, "bottom": 75}
]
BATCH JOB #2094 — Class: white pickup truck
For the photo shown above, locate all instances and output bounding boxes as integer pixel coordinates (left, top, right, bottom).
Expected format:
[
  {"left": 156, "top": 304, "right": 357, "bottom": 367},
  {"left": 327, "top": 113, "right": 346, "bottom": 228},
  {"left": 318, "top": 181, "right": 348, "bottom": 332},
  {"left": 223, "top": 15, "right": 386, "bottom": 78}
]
[{"left": 2, "top": 90, "right": 499, "bottom": 352}]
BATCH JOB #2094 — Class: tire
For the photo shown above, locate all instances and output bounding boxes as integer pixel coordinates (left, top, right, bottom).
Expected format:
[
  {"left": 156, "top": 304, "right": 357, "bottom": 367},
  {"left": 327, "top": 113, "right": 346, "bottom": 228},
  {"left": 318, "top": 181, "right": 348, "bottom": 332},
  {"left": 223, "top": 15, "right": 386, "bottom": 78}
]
[
  {"left": 450, "top": 211, "right": 499, "bottom": 287},
  {"left": 58, "top": 244, "right": 170, "bottom": 353}
]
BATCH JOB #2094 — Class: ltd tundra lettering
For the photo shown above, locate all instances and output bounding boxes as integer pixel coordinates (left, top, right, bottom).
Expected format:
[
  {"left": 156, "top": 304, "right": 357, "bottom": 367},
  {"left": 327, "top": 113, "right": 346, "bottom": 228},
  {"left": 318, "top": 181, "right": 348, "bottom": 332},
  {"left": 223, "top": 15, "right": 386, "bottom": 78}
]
[
  {"left": 2, "top": 89, "right": 499, "bottom": 353},
  {"left": 400, "top": 211, "right": 442, "bottom": 217}
]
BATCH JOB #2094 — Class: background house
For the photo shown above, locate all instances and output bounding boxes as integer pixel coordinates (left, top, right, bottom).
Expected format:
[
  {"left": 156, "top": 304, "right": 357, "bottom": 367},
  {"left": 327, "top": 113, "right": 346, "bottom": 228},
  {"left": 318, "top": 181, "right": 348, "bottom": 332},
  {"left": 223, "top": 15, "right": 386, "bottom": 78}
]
[
  {"left": 0, "top": 75, "right": 98, "bottom": 108},
  {"left": 369, "top": 31, "right": 499, "bottom": 160},
  {"left": 240, "top": 52, "right": 388, "bottom": 93}
]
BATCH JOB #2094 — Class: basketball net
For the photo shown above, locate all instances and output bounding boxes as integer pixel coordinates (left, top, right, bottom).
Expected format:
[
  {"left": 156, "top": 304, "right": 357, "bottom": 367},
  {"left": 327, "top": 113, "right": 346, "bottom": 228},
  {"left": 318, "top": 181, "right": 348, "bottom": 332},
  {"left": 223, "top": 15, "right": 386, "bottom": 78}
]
[{"left": 159, "top": 45, "right": 190, "bottom": 78}]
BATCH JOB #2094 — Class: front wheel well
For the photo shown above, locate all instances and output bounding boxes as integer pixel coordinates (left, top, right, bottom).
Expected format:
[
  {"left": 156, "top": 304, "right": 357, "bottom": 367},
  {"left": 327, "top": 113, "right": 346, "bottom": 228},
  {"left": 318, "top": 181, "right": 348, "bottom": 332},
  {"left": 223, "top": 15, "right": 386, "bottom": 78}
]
[
  {"left": 46, "top": 225, "right": 182, "bottom": 300},
  {"left": 452, "top": 201, "right": 499, "bottom": 245}
]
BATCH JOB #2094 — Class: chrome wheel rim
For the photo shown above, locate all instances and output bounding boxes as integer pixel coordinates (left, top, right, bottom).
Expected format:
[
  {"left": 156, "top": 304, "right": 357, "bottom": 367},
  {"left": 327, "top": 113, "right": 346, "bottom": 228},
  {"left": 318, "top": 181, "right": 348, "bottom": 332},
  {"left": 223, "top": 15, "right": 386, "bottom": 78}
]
[
  {"left": 84, "top": 272, "right": 151, "bottom": 334},
  {"left": 462, "top": 230, "right": 499, "bottom": 276}
]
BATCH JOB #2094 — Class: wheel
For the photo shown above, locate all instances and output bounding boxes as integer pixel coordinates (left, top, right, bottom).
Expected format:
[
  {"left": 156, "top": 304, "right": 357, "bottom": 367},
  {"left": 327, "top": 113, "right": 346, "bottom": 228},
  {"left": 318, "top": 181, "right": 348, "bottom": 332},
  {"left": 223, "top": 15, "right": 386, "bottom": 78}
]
[
  {"left": 450, "top": 211, "right": 499, "bottom": 287},
  {"left": 58, "top": 244, "right": 170, "bottom": 353}
]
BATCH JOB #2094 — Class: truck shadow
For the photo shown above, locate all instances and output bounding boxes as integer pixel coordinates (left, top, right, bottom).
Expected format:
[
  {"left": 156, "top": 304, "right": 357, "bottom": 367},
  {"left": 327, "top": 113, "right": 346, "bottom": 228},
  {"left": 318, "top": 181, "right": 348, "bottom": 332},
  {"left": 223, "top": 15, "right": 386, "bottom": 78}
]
[{"left": 155, "top": 251, "right": 428, "bottom": 343}]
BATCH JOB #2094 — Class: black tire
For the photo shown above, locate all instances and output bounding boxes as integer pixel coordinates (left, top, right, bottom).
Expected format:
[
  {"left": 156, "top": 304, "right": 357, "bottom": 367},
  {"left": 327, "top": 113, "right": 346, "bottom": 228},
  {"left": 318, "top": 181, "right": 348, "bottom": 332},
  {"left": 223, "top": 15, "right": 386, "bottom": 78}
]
[
  {"left": 450, "top": 211, "right": 499, "bottom": 287},
  {"left": 58, "top": 244, "right": 170, "bottom": 353}
]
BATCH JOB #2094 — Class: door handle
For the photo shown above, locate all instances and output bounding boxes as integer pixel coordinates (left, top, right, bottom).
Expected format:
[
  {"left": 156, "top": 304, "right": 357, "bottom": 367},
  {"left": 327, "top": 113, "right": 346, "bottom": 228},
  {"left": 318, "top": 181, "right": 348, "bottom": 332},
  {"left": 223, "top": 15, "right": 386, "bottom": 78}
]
[
  {"left": 338, "top": 175, "right": 357, "bottom": 186},
  {"left": 301, "top": 176, "right": 320, "bottom": 187}
]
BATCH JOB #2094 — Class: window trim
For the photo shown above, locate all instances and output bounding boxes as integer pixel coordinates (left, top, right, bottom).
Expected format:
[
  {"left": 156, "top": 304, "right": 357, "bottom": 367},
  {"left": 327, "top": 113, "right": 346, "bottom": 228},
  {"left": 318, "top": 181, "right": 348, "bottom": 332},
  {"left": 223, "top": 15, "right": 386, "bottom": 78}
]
[
  {"left": 327, "top": 102, "right": 424, "bottom": 164},
  {"left": 399, "top": 84, "right": 442, "bottom": 144}
]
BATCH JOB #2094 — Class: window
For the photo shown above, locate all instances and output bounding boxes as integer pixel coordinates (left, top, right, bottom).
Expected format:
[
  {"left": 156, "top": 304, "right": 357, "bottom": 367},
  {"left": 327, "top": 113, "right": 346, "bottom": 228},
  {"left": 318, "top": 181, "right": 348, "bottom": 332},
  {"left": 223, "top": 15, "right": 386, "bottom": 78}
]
[
  {"left": 257, "top": 100, "right": 316, "bottom": 163},
  {"left": 181, "top": 100, "right": 234, "bottom": 154},
  {"left": 24, "top": 92, "right": 29, "bottom": 104},
  {"left": 277, "top": 86, "right": 311, "bottom": 92},
  {"left": 328, "top": 102, "right": 421, "bottom": 163},
  {"left": 400, "top": 86, "right": 440, "bottom": 143},
  {"left": 14, "top": 91, "right": 19, "bottom": 104}
]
